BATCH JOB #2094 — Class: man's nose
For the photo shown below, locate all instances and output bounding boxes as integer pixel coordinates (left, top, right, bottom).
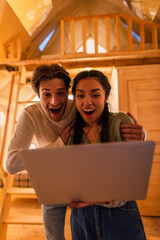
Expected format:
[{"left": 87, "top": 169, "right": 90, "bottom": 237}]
[{"left": 50, "top": 95, "right": 58, "bottom": 105}]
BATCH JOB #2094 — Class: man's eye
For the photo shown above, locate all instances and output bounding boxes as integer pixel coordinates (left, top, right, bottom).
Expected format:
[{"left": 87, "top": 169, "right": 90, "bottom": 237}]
[
  {"left": 57, "top": 91, "right": 65, "bottom": 95},
  {"left": 77, "top": 94, "right": 84, "bottom": 98},
  {"left": 43, "top": 92, "right": 50, "bottom": 97}
]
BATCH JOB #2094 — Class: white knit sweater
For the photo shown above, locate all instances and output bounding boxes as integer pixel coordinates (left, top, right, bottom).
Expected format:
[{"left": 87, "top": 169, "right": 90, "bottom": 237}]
[{"left": 4, "top": 100, "right": 76, "bottom": 175}]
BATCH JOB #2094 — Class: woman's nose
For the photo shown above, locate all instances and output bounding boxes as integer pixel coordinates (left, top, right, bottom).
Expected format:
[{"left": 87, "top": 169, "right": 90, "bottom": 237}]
[{"left": 83, "top": 96, "right": 92, "bottom": 106}]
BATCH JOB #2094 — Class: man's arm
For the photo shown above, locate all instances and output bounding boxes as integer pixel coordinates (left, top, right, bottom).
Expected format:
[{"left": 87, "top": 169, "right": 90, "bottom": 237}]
[
  {"left": 120, "top": 112, "right": 145, "bottom": 141},
  {"left": 4, "top": 111, "right": 34, "bottom": 175}
]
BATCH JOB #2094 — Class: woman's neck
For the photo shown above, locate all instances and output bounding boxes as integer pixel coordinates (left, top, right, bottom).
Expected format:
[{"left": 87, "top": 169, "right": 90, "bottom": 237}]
[{"left": 83, "top": 123, "right": 101, "bottom": 144}]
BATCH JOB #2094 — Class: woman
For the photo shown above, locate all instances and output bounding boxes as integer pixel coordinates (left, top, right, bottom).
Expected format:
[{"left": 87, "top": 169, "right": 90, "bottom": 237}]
[{"left": 68, "top": 70, "right": 146, "bottom": 240}]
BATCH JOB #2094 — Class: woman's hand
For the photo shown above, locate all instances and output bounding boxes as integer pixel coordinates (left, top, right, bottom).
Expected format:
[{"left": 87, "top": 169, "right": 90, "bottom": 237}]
[
  {"left": 69, "top": 202, "right": 94, "bottom": 208},
  {"left": 120, "top": 112, "right": 144, "bottom": 141},
  {"left": 69, "top": 201, "right": 116, "bottom": 208}
]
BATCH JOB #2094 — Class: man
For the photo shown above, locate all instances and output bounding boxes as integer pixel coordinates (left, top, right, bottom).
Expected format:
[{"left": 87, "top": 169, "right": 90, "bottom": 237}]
[{"left": 4, "top": 64, "right": 144, "bottom": 240}]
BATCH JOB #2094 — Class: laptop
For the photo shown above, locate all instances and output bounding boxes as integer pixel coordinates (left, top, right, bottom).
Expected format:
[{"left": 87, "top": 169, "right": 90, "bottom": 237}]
[{"left": 20, "top": 141, "right": 155, "bottom": 204}]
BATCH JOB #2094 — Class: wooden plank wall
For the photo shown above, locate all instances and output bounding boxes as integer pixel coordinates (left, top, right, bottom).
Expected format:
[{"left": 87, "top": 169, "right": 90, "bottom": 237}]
[{"left": 117, "top": 64, "right": 160, "bottom": 216}]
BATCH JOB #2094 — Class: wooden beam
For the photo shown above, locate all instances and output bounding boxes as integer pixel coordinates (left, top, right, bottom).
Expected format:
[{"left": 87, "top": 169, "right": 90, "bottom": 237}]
[
  {"left": 93, "top": 18, "right": 98, "bottom": 54},
  {"left": 70, "top": 20, "right": 75, "bottom": 54},
  {"left": 82, "top": 19, "right": 86, "bottom": 54},
  {"left": 152, "top": 26, "right": 158, "bottom": 49},
  {"left": 3, "top": 50, "right": 160, "bottom": 71},
  {"left": 61, "top": 20, "right": 65, "bottom": 55},
  {"left": 105, "top": 17, "right": 110, "bottom": 52},
  {"left": 116, "top": 16, "right": 120, "bottom": 51},
  {"left": 127, "top": 18, "right": 132, "bottom": 51},
  {"left": 140, "top": 23, "right": 145, "bottom": 50}
]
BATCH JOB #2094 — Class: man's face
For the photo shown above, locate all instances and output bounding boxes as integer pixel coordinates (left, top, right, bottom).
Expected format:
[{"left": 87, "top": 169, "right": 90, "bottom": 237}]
[{"left": 39, "top": 78, "right": 68, "bottom": 122}]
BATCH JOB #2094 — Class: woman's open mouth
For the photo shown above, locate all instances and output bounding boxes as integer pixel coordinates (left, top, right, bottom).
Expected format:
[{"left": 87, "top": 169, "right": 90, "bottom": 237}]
[{"left": 83, "top": 108, "right": 95, "bottom": 116}]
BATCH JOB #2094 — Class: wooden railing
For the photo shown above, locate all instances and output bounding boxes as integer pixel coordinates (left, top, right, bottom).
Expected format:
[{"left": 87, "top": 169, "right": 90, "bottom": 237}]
[
  {"left": 3, "top": 38, "right": 21, "bottom": 61},
  {"left": 61, "top": 13, "right": 160, "bottom": 57}
]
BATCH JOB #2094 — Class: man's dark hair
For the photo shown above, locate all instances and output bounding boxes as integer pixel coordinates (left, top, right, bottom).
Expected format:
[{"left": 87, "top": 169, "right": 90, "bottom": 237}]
[{"left": 31, "top": 64, "right": 71, "bottom": 94}]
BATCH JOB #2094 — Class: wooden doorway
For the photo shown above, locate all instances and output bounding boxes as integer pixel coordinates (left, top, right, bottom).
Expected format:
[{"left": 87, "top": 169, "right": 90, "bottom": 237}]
[{"left": 117, "top": 64, "right": 160, "bottom": 216}]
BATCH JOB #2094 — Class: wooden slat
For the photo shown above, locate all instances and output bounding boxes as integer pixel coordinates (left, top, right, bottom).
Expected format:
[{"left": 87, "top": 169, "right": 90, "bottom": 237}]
[
  {"left": 18, "top": 101, "right": 39, "bottom": 104},
  {"left": 82, "top": 19, "right": 86, "bottom": 54},
  {"left": 20, "top": 82, "right": 31, "bottom": 86},
  {"left": 7, "top": 187, "right": 36, "bottom": 195},
  {"left": 116, "top": 16, "right": 120, "bottom": 51},
  {"left": 93, "top": 18, "right": 98, "bottom": 54},
  {"left": 70, "top": 20, "right": 75, "bottom": 54},
  {"left": 127, "top": 18, "right": 132, "bottom": 51},
  {"left": 105, "top": 17, "right": 110, "bottom": 52},
  {"left": 152, "top": 26, "right": 158, "bottom": 49},
  {"left": 61, "top": 19, "right": 65, "bottom": 55},
  {"left": 11, "top": 70, "right": 22, "bottom": 136},
  {"left": 4, "top": 216, "right": 43, "bottom": 225},
  {"left": 0, "top": 74, "right": 15, "bottom": 167},
  {"left": 140, "top": 23, "right": 145, "bottom": 50}
]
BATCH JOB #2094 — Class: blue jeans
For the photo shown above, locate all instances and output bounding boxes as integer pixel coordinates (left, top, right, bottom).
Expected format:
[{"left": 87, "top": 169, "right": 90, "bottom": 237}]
[
  {"left": 42, "top": 204, "right": 67, "bottom": 240},
  {"left": 71, "top": 201, "right": 146, "bottom": 240}
]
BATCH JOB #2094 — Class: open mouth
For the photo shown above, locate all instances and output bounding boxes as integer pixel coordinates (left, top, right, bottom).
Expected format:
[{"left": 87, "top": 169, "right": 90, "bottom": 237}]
[
  {"left": 49, "top": 107, "right": 61, "bottom": 114},
  {"left": 83, "top": 108, "right": 95, "bottom": 116}
]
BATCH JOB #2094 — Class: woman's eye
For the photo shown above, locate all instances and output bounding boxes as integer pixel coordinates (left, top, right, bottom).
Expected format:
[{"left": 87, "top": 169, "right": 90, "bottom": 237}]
[{"left": 93, "top": 94, "right": 100, "bottom": 98}]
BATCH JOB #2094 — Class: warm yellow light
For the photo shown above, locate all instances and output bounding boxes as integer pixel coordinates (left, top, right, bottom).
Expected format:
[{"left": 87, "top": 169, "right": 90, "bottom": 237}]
[
  {"left": 7, "top": 0, "right": 53, "bottom": 35},
  {"left": 77, "top": 38, "right": 107, "bottom": 54}
]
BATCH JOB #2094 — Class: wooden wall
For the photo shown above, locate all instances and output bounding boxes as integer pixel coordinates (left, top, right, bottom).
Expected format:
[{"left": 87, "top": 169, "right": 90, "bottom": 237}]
[{"left": 116, "top": 64, "right": 160, "bottom": 216}]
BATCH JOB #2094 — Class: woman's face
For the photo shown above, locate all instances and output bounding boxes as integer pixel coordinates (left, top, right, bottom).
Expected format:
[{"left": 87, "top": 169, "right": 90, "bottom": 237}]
[
  {"left": 75, "top": 77, "right": 107, "bottom": 125},
  {"left": 39, "top": 78, "right": 68, "bottom": 122}
]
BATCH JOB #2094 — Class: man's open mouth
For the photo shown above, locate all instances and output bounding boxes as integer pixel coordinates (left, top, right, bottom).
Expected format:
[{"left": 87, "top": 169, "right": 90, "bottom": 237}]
[
  {"left": 49, "top": 107, "right": 61, "bottom": 114},
  {"left": 83, "top": 109, "right": 95, "bottom": 116}
]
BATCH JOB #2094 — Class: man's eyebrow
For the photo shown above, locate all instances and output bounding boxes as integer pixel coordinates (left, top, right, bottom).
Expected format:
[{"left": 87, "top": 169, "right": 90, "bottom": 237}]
[
  {"left": 41, "top": 87, "right": 66, "bottom": 91},
  {"left": 56, "top": 88, "right": 66, "bottom": 91},
  {"left": 41, "top": 88, "right": 50, "bottom": 91}
]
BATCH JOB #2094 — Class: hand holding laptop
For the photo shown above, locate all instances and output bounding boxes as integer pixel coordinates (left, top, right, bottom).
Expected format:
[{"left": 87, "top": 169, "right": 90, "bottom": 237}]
[{"left": 69, "top": 200, "right": 116, "bottom": 208}]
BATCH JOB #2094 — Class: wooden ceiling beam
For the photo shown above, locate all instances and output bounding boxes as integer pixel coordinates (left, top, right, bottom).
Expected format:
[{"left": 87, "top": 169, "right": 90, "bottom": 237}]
[{"left": 2, "top": 50, "right": 160, "bottom": 71}]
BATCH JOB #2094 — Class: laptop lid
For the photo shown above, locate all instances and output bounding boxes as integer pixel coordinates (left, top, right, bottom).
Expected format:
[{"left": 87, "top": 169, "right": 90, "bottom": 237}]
[{"left": 20, "top": 141, "right": 155, "bottom": 204}]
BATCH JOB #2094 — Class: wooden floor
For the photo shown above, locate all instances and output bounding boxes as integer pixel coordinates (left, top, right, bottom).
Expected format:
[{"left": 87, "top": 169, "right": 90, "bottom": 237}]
[{"left": 1, "top": 197, "right": 160, "bottom": 240}]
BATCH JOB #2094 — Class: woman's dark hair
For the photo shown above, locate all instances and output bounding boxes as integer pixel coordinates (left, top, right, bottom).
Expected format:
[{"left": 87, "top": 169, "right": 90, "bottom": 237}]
[
  {"left": 31, "top": 64, "right": 71, "bottom": 94},
  {"left": 72, "top": 70, "right": 111, "bottom": 144}
]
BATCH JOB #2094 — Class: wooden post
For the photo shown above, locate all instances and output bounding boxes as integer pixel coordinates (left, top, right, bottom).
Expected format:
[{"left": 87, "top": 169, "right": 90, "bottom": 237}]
[
  {"left": 82, "top": 19, "right": 86, "bottom": 54},
  {"left": 61, "top": 19, "right": 65, "bottom": 55},
  {"left": 93, "top": 18, "right": 98, "bottom": 54},
  {"left": 70, "top": 20, "right": 75, "bottom": 55},
  {"left": 116, "top": 16, "right": 120, "bottom": 51},
  {"left": 0, "top": 75, "right": 15, "bottom": 168},
  {"left": 105, "top": 17, "right": 110, "bottom": 52},
  {"left": 127, "top": 18, "right": 132, "bottom": 51},
  {"left": 140, "top": 23, "right": 145, "bottom": 50},
  {"left": 152, "top": 26, "right": 158, "bottom": 49}
]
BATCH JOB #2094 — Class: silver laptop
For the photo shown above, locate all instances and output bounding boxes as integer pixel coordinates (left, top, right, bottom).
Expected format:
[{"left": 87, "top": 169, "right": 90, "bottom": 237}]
[{"left": 20, "top": 141, "right": 155, "bottom": 204}]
